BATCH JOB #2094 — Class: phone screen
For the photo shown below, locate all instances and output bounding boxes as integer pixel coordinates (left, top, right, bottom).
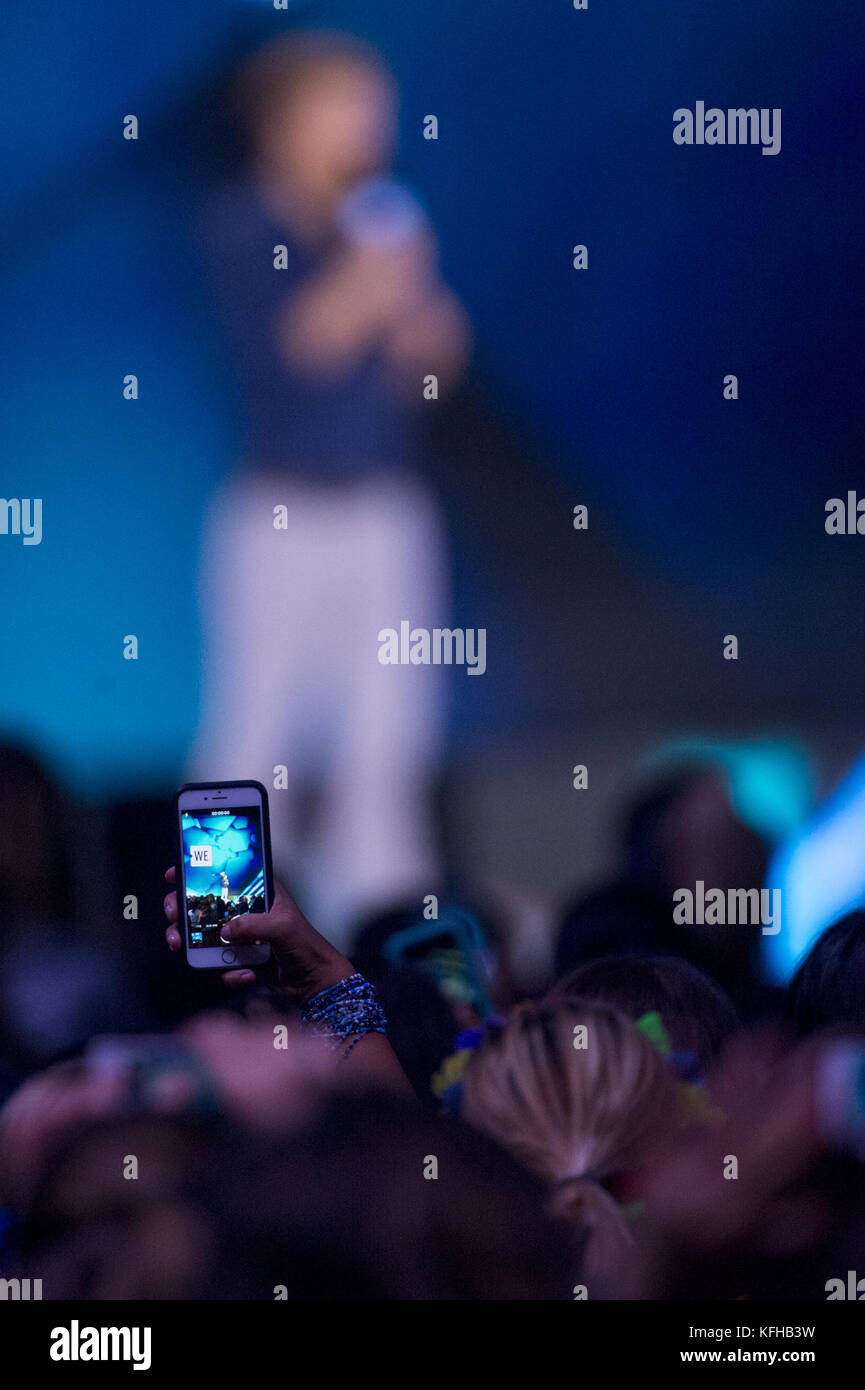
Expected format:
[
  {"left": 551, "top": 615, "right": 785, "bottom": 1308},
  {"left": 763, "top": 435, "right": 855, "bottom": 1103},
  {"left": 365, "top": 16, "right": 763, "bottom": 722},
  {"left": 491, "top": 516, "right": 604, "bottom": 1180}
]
[{"left": 181, "top": 804, "right": 267, "bottom": 950}]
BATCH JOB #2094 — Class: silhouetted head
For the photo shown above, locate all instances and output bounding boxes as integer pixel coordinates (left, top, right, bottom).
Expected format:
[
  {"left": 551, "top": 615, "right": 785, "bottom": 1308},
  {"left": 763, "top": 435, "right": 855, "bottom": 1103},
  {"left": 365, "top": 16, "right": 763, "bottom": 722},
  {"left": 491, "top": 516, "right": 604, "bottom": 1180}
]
[
  {"left": 0, "top": 742, "right": 77, "bottom": 928},
  {"left": 789, "top": 911, "right": 865, "bottom": 1037},
  {"left": 548, "top": 953, "right": 738, "bottom": 1073},
  {"left": 233, "top": 34, "right": 397, "bottom": 209}
]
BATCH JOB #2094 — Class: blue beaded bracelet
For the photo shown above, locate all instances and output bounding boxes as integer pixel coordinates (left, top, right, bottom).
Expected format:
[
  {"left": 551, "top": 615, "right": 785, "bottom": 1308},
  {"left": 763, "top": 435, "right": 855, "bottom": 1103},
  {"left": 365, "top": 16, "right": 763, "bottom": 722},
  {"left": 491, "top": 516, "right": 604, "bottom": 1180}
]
[{"left": 301, "top": 973, "right": 387, "bottom": 1052}]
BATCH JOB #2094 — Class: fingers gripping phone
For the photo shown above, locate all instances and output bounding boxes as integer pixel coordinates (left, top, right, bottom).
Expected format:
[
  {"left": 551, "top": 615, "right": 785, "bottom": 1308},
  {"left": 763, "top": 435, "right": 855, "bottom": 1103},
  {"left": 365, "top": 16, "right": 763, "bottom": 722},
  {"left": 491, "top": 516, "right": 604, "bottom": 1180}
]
[{"left": 177, "top": 781, "right": 273, "bottom": 970}]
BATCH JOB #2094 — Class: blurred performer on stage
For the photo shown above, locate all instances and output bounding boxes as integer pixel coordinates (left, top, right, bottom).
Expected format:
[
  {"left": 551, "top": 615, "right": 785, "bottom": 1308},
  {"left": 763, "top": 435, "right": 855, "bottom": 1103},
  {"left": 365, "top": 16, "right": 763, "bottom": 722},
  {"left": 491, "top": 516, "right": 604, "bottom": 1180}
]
[{"left": 189, "top": 34, "right": 471, "bottom": 943}]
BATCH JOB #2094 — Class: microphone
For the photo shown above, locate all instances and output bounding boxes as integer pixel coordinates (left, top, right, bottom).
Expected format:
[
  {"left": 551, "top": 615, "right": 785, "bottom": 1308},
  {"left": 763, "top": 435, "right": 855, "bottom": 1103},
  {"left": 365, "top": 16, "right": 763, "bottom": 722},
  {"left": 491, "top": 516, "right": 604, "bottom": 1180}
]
[{"left": 335, "top": 175, "right": 428, "bottom": 249}]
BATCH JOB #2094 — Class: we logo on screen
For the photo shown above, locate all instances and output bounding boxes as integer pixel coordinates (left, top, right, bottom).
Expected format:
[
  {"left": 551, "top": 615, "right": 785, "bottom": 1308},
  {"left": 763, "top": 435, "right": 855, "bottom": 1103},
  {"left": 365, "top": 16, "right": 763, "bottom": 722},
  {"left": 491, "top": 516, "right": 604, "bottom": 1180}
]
[{"left": 191, "top": 844, "right": 213, "bottom": 866}]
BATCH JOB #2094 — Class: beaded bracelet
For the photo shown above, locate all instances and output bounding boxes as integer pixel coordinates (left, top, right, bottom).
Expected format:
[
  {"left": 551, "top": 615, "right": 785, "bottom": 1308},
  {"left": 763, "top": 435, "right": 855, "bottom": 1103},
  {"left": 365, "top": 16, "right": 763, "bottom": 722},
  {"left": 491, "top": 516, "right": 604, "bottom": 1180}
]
[{"left": 300, "top": 973, "right": 387, "bottom": 1054}]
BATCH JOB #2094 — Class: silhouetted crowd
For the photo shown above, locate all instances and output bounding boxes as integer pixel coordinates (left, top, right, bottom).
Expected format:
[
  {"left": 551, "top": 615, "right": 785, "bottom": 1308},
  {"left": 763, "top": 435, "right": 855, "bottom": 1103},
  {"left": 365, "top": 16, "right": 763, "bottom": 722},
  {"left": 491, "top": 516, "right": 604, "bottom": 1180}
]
[{"left": 2, "top": 743, "right": 865, "bottom": 1300}]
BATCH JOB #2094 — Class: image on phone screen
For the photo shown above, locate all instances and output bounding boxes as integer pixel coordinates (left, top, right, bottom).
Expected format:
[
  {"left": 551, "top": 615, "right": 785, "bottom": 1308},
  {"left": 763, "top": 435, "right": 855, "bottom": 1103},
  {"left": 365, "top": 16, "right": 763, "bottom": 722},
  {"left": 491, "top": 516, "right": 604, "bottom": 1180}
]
[{"left": 181, "top": 804, "right": 267, "bottom": 950}]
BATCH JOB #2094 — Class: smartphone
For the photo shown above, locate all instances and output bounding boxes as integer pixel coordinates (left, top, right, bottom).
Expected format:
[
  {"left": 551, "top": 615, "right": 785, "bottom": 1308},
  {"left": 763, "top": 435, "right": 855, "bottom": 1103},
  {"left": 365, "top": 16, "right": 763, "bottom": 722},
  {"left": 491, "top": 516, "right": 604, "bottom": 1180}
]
[
  {"left": 176, "top": 781, "right": 273, "bottom": 971},
  {"left": 84, "top": 1034, "right": 217, "bottom": 1115},
  {"left": 382, "top": 909, "right": 495, "bottom": 1019}
]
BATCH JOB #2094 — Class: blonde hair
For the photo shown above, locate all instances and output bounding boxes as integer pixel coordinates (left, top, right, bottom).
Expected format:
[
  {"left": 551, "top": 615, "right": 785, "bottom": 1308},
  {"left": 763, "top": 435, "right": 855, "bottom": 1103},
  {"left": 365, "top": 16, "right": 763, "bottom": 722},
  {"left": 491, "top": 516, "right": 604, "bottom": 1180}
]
[{"left": 461, "top": 1000, "right": 679, "bottom": 1289}]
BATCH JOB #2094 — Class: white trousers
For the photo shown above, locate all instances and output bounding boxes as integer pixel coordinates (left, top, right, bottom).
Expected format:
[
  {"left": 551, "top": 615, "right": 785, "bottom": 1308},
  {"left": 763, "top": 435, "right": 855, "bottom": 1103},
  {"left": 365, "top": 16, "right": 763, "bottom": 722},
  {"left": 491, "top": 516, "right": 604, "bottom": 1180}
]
[{"left": 188, "top": 470, "right": 448, "bottom": 947}]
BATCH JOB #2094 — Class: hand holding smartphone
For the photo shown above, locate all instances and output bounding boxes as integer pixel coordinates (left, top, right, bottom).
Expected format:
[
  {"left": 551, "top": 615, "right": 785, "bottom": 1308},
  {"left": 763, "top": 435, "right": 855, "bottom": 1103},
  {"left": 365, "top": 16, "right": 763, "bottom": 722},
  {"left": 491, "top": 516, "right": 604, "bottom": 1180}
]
[
  {"left": 176, "top": 781, "right": 273, "bottom": 971},
  {"left": 163, "top": 831, "right": 412, "bottom": 1093},
  {"left": 168, "top": 783, "right": 354, "bottom": 996}
]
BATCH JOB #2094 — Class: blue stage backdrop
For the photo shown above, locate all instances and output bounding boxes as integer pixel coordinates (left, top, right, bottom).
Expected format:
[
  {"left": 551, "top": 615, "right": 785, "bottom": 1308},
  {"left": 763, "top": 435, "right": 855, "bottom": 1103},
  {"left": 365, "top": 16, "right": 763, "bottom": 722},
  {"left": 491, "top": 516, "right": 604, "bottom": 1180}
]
[{"left": 0, "top": 0, "right": 862, "bottom": 794}]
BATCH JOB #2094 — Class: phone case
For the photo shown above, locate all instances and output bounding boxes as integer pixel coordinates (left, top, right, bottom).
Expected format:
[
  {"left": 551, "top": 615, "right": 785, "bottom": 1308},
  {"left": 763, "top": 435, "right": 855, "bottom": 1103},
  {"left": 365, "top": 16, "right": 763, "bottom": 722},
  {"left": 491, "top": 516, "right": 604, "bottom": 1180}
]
[{"left": 383, "top": 908, "right": 494, "bottom": 1019}]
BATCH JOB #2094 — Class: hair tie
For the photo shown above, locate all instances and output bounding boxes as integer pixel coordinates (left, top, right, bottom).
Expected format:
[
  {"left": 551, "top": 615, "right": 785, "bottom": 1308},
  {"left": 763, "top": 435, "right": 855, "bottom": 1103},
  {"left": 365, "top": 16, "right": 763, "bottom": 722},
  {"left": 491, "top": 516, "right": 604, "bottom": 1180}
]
[{"left": 556, "top": 1171, "right": 606, "bottom": 1189}]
